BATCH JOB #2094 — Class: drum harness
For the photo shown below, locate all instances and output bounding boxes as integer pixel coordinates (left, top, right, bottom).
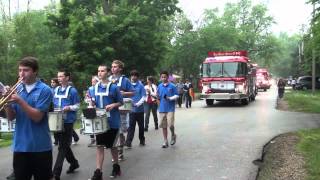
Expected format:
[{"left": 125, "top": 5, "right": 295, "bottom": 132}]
[
  {"left": 94, "top": 82, "right": 112, "bottom": 109},
  {"left": 54, "top": 86, "right": 71, "bottom": 109}
]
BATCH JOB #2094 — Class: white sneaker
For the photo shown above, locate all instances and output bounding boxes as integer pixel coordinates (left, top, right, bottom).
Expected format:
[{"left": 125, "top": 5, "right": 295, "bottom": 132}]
[{"left": 162, "top": 142, "right": 169, "bottom": 148}]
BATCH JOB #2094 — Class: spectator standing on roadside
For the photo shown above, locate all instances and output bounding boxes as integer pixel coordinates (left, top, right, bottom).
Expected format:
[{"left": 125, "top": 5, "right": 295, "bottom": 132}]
[{"left": 277, "top": 78, "right": 286, "bottom": 99}]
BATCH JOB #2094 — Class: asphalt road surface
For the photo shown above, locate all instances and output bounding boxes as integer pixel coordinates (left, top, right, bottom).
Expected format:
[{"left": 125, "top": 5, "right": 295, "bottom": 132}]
[{"left": 1, "top": 85, "right": 319, "bottom": 180}]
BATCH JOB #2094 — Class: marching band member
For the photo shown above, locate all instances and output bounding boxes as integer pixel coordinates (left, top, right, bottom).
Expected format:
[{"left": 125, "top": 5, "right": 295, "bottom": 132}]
[
  {"left": 50, "top": 78, "right": 59, "bottom": 146},
  {"left": 52, "top": 70, "right": 80, "bottom": 180},
  {"left": 90, "top": 65, "right": 123, "bottom": 180},
  {"left": 109, "top": 60, "right": 134, "bottom": 161},
  {"left": 125, "top": 70, "right": 146, "bottom": 148},
  {"left": 86, "top": 75, "right": 99, "bottom": 147},
  {"left": 4, "top": 57, "right": 53, "bottom": 180}
]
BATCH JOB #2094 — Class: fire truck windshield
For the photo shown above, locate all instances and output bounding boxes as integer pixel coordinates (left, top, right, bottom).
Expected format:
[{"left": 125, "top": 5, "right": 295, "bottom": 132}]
[{"left": 202, "top": 62, "right": 247, "bottom": 77}]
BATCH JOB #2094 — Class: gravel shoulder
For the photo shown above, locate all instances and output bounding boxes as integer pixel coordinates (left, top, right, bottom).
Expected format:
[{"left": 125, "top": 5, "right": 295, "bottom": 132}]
[{"left": 256, "top": 98, "right": 307, "bottom": 180}]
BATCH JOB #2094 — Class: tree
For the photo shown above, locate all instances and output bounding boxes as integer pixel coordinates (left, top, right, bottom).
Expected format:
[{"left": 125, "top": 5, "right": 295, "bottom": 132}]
[
  {"left": 47, "top": 0, "right": 180, "bottom": 92},
  {"left": 0, "top": 9, "right": 67, "bottom": 84},
  {"left": 167, "top": 0, "right": 277, "bottom": 81}
]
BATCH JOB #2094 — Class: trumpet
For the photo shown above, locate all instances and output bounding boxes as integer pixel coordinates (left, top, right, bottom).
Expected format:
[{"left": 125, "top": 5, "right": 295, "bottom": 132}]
[{"left": 0, "top": 78, "right": 23, "bottom": 111}]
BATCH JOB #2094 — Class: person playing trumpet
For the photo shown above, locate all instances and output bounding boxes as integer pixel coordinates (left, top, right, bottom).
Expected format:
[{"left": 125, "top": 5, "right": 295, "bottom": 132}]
[{"left": 3, "top": 57, "right": 54, "bottom": 180}]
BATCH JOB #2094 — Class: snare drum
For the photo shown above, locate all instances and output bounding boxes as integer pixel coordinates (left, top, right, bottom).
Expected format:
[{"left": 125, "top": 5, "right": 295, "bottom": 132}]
[
  {"left": 48, "top": 111, "right": 64, "bottom": 132},
  {"left": 82, "top": 109, "right": 109, "bottom": 134},
  {"left": 0, "top": 117, "right": 15, "bottom": 132},
  {"left": 82, "top": 117, "right": 109, "bottom": 135},
  {"left": 119, "top": 98, "right": 133, "bottom": 112}
]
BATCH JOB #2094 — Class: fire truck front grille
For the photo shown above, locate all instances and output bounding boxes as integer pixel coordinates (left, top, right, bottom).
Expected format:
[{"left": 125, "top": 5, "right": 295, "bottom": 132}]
[{"left": 211, "top": 89, "right": 235, "bottom": 93}]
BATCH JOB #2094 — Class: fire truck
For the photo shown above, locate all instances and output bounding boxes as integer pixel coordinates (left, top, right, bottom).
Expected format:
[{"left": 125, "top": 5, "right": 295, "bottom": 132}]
[
  {"left": 199, "top": 50, "right": 256, "bottom": 106},
  {"left": 255, "top": 68, "right": 271, "bottom": 91}
]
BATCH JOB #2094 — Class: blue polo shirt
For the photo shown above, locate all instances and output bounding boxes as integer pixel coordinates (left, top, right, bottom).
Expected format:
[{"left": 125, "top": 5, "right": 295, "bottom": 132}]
[
  {"left": 109, "top": 75, "right": 135, "bottom": 98},
  {"left": 12, "top": 80, "right": 53, "bottom": 152},
  {"left": 157, "top": 82, "right": 178, "bottom": 113},
  {"left": 93, "top": 82, "right": 123, "bottom": 129},
  {"left": 131, "top": 81, "right": 146, "bottom": 113},
  {"left": 53, "top": 86, "right": 80, "bottom": 123}
]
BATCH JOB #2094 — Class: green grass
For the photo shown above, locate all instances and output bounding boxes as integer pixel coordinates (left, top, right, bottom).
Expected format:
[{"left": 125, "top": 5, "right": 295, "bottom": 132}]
[
  {"left": 283, "top": 90, "right": 320, "bottom": 179},
  {"left": 297, "top": 129, "right": 320, "bottom": 180},
  {"left": 0, "top": 133, "right": 13, "bottom": 147},
  {"left": 284, "top": 90, "right": 320, "bottom": 113}
]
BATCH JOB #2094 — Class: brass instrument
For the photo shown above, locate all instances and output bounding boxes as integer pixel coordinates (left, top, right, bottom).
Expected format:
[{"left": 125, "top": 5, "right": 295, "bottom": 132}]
[{"left": 0, "top": 78, "right": 23, "bottom": 111}]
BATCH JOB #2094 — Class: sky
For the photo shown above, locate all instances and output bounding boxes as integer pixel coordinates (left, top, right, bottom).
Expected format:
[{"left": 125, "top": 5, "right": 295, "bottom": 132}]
[
  {"left": 177, "top": 0, "right": 313, "bottom": 35},
  {"left": 7, "top": 0, "right": 313, "bottom": 35}
]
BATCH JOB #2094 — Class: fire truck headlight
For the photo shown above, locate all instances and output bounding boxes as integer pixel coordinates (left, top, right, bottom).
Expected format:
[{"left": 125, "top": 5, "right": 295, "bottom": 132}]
[
  {"left": 235, "top": 84, "right": 244, "bottom": 93},
  {"left": 202, "top": 84, "right": 210, "bottom": 94}
]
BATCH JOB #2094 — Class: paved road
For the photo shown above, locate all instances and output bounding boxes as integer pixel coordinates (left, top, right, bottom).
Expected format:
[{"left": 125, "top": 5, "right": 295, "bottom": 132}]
[{"left": 1, "top": 86, "right": 319, "bottom": 180}]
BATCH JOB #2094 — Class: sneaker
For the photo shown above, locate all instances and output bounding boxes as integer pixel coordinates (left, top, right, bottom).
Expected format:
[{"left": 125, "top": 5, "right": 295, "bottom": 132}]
[
  {"left": 66, "top": 161, "right": 79, "bottom": 174},
  {"left": 118, "top": 153, "right": 124, "bottom": 161},
  {"left": 126, "top": 144, "right": 132, "bottom": 149},
  {"left": 170, "top": 134, "right": 177, "bottom": 145},
  {"left": 139, "top": 140, "right": 145, "bottom": 146},
  {"left": 90, "top": 169, "right": 102, "bottom": 180},
  {"left": 74, "top": 137, "right": 79, "bottom": 143},
  {"left": 54, "top": 175, "right": 60, "bottom": 180},
  {"left": 162, "top": 142, "right": 169, "bottom": 148},
  {"left": 110, "top": 164, "right": 121, "bottom": 178}
]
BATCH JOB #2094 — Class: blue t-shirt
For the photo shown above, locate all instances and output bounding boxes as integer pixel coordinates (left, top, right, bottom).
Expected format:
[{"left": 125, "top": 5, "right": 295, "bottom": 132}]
[
  {"left": 109, "top": 75, "right": 135, "bottom": 98},
  {"left": 53, "top": 86, "right": 80, "bottom": 123},
  {"left": 157, "top": 82, "right": 178, "bottom": 113},
  {"left": 93, "top": 82, "right": 123, "bottom": 129},
  {"left": 12, "top": 80, "right": 53, "bottom": 152},
  {"left": 131, "top": 81, "right": 146, "bottom": 113}
]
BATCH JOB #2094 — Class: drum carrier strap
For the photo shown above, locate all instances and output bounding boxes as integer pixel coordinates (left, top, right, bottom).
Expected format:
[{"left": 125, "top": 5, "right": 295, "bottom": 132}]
[
  {"left": 94, "top": 82, "right": 112, "bottom": 109},
  {"left": 108, "top": 76, "right": 123, "bottom": 87},
  {"left": 54, "top": 86, "right": 71, "bottom": 109}
]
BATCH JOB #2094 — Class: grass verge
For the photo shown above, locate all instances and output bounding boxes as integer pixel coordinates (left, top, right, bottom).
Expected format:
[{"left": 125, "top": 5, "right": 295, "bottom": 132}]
[
  {"left": 297, "top": 129, "right": 320, "bottom": 180},
  {"left": 283, "top": 90, "right": 320, "bottom": 179},
  {"left": 284, "top": 90, "right": 320, "bottom": 113},
  {"left": 0, "top": 133, "right": 13, "bottom": 147}
]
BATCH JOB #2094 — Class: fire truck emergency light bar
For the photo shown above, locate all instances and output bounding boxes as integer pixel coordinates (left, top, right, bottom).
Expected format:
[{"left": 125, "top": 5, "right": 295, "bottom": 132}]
[{"left": 208, "top": 50, "right": 247, "bottom": 57}]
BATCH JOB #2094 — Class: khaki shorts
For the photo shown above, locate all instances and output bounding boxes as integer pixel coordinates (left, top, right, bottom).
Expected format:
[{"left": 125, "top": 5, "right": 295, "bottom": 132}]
[{"left": 159, "top": 112, "right": 175, "bottom": 128}]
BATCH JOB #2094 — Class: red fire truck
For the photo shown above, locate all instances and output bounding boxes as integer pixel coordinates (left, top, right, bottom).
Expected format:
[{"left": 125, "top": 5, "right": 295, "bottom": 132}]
[
  {"left": 255, "top": 68, "right": 271, "bottom": 91},
  {"left": 199, "top": 50, "right": 256, "bottom": 106}
]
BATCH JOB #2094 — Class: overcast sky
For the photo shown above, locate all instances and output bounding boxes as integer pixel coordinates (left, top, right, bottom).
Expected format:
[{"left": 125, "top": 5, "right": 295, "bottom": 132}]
[
  {"left": 177, "top": 0, "right": 312, "bottom": 34},
  {"left": 9, "top": 0, "right": 313, "bottom": 34}
]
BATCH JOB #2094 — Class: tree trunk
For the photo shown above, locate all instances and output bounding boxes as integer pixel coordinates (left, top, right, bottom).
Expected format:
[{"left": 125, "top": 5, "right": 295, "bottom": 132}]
[
  {"left": 8, "top": 0, "right": 11, "bottom": 20},
  {"left": 102, "top": 0, "right": 110, "bottom": 14},
  {"left": 27, "top": 0, "right": 31, "bottom": 13}
]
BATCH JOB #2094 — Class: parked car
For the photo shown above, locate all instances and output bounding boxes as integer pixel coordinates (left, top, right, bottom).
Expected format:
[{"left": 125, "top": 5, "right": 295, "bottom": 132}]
[{"left": 295, "top": 76, "right": 320, "bottom": 90}]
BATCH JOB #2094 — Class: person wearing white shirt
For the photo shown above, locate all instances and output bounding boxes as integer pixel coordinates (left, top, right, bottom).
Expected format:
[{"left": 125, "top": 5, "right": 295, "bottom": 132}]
[{"left": 144, "top": 76, "right": 158, "bottom": 131}]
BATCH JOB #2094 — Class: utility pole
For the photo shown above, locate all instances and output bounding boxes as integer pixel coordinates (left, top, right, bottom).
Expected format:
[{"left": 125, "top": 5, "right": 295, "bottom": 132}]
[{"left": 312, "top": 3, "right": 316, "bottom": 94}]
